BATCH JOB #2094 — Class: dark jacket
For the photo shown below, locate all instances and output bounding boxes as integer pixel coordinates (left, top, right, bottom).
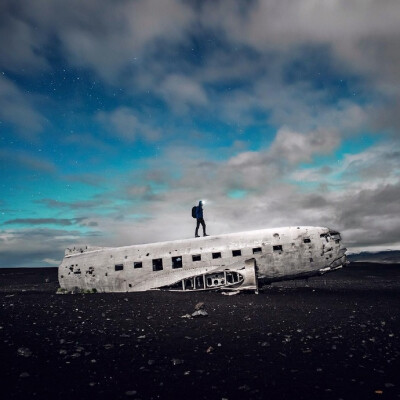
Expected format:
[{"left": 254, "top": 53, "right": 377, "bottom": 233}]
[{"left": 196, "top": 202, "right": 203, "bottom": 219}]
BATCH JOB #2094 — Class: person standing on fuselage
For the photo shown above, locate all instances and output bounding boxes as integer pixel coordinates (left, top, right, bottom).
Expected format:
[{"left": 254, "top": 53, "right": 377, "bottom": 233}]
[{"left": 195, "top": 200, "right": 208, "bottom": 237}]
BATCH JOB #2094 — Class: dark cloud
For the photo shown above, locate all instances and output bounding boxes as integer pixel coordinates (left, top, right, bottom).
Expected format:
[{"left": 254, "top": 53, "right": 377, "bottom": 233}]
[
  {"left": 300, "top": 194, "right": 329, "bottom": 210},
  {"left": 0, "top": 76, "right": 46, "bottom": 135},
  {"left": 0, "top": 6, "right": 49, "bottom": 73},
  {"left": 338, "top": 183, "right": 400, "bottom": 227}
]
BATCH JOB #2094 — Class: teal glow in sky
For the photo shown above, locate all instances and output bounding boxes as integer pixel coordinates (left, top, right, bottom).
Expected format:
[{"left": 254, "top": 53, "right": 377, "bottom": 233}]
[{"left": 1, "top": 0, "right": 400, "bottom": 267}]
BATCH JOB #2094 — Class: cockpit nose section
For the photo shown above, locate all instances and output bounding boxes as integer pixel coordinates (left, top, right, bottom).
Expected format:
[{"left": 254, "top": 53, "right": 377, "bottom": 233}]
[
  {"left": 329, "top": 230, "right": 347, "bottom": 254},
  {"left": 321, "top": 229, "right": 347, "bottom": 257},
  {"left": 321, "top": 230, "right": 343, "bottom": 246},
  {"left": 328, "top": 230, "right": 341, "bottom": 243},
  {"left": 318, "top": 229, "right": 347, "bottom": 272}
]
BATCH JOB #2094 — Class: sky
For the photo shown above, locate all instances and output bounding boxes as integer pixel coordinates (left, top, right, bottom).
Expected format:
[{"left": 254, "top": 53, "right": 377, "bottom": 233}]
[{"left": 1, "top": 0, "right": 400, "bottom": 268}]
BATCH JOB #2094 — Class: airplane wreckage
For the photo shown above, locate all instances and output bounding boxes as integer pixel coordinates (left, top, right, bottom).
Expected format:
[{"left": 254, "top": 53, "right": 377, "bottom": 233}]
[{"left": 58, "top": 226, "right": 347, "bottom": 293}]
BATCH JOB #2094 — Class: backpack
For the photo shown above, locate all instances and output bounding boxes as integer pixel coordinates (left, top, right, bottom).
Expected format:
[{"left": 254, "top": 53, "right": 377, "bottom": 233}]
[{"left": 191, "top": 206, "right": 197, "bottom": 218}]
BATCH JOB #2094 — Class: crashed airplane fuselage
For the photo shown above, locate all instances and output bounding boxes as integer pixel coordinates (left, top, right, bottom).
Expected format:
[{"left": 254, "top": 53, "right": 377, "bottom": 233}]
[{"left": 58, "top": 226, "right": 347, "bottom": 293}]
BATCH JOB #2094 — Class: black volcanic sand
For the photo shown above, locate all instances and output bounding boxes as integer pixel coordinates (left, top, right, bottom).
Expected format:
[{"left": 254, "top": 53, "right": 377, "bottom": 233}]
[{"left": 0, "top": 264, "right": 399, "bottom": 400}]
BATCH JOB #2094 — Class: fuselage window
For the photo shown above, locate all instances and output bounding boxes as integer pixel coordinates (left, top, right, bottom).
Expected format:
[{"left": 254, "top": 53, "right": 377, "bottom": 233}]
[
  {"left": 232, "top": 249, "right": 242, "bottom": 257},
  {"left": 172, "top": 256, "right": 183, "bottom": 269},
  {"left": 152, "top": 258, "right": 163, "bottom": 271},
  {"left": 303, "top": 238, "right": 311, "bottom": 243},
  {"left": 252, "top": 247, "right": 262, "bottom": 254},
  {"left": 273, "top": 245, "right": 283, "bottom": 252},
  {"left": 134, "top": 262, "right": 142, "bottom": 269},
  {"left": 212, "top": 252, "right": 222, "bottom": 259},
  {"left": 115, "top": 264, "right": 124, "bottom": 271},
  {"left": 192, "top": 254, "right": 201, "bottom": 262}
]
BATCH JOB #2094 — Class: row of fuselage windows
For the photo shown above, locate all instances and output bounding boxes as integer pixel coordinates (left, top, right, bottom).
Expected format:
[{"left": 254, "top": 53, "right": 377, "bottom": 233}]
[{"left": 112, "top": 240, "right": 312, "bottom": 272}]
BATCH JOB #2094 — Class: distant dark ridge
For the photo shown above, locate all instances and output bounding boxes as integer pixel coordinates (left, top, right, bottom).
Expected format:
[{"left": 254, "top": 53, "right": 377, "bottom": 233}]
[
  {"left": 0, "top": 267, "right": 58, "bottom": 273},
  {"left": 348, "top": 250, "right": 400, "bottom": 263}
]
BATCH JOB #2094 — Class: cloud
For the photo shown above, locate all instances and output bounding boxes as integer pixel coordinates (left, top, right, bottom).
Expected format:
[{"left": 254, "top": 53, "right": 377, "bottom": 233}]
[
  {"left": 0, "top": 9, "right": 49, "bottom": 73},
  {"left": 4, "top": 217, "right": 87, "bottom": 226},
  {"left": 125, "top": 184, "right": 160, "bottom": 201},
  {"left": 97, "top": 107, "right": 161, "bottom": 142},
  {"left": 338, "top": 143, "right": 400, "bottom": 185},
  {"left": 0, "top": 149, "right": 56, "bottom": 173},
  {"left": 201, "top": 0, "right": 400, "bottom": 84},
  {"left": 0, "top": 0, "right": 395, "bottom": 129},
  {"left": 102, "top": 139, "right": 400, "bottom": 251},
  {"left": 11, "top": 0, "right": 195, "bottom": 83},
  {"left": 4, "top": 140, "right": 399, "bottom": 269},
  {"left": 269, "top": 127, "right": 340, "bottom": 165},
  {"left": 37, "top": 198, "right": 107, "bottom": 211},
  {"left": 220, "top": 126, "right": 339, "bottom": 190},
  {"left": 1, "top": 0, "right": 400, "bottom": 266},
  {"left": 158, "top": 74, "right": 208, "bottom": 113},
  {"left": 42, "top": 258, "right": 61, "bottom": 266},
  {"left": 291, "top": 166, "right": 333, "bottom": 183},
  {"left": 0, "top": 228, "right": 101, "bottom": 268},
  {"left": 0, "top": 76, "right": 46, "bottom": 135}
]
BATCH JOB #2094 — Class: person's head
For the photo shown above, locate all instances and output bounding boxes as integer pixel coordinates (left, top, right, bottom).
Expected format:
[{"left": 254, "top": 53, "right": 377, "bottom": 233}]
[{"left": 198, "top": 200, "right": 203, "bottom": 207}]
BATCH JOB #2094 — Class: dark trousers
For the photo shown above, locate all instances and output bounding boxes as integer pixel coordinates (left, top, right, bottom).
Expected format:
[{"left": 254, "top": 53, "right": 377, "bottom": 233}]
[{"left": 195, "top": 218, "right": 206, "bottom": 236}]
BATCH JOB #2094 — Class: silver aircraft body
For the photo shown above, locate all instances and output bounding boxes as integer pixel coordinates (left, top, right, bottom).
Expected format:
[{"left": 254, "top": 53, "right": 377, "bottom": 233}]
[{"left": 58, "top": 226, "right": 347, "bottom": 293}]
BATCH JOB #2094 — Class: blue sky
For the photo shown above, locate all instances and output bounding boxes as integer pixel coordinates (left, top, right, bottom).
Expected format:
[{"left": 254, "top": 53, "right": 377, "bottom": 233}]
[{"left": 1, "top": 0, "right": 400, "bottom": 267}]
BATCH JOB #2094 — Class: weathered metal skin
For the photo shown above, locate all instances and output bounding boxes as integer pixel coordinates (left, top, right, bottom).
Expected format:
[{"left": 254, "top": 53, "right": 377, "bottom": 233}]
[{"left": 58, "top": 226, "right": 347, "bottom": 293}]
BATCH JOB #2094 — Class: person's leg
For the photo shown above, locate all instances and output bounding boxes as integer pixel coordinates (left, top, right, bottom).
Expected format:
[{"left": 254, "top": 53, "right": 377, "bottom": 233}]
[
  {"left": 201, "top": 219, "right": 207, "bottom": 236},
  {"left": 195, "top": 219, "right": 200, "bottom": 237}
]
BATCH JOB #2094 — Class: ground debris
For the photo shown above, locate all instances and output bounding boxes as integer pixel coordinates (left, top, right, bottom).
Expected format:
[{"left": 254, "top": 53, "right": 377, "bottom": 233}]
[
  {"left": 206, "top": 346, "right": 214, "bottom": 353},
  {"left": 171, "top": 358, "right": 184, "bottom": 366},
  {"left": 17, "top": 347, "right": 32, "bottom": 357},
  {"left": 194, "top": 302, "right": 205, "bottom": 310},
  {"left": 192, "top": 309, "right": 208, "bottom": 317}
]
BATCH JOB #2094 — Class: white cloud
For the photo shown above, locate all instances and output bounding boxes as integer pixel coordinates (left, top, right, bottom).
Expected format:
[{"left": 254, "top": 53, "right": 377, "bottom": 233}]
[
  {"left": 0, "top": 12, "right": 49, "bottom": 73},
  {"left": 44, "top": 0, "right": 194, "bottom": 83},
  {"left": 42, "top": 258, "right": 60, "bottom": 265},
  {"left": 159, "top": 74, "right": 208, "bottom": 113},
  {"left": 269, "top": 127, "right": 340, "bottom": 164},
  {"left": 202, "top": 0, "right": 400, "bottom": 86}
]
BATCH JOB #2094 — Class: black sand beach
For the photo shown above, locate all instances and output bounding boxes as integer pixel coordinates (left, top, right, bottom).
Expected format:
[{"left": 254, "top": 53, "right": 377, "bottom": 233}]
[{"left": 1, "top": 263, "right": 399, "bottom": 399}]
